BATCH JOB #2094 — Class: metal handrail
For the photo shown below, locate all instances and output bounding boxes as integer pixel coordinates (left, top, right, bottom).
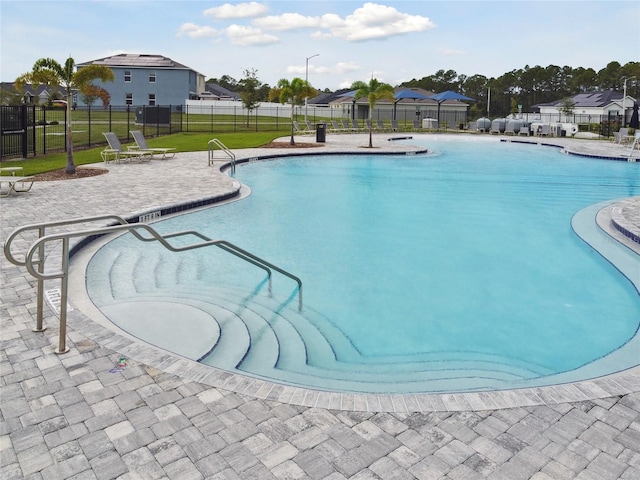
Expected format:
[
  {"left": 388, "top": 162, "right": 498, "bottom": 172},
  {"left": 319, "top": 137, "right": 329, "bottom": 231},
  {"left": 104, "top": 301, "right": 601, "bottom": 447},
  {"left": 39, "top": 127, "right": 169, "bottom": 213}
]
[
  {"left": 5, "top": 216, "right": 302, "bottom": 353},
  {"left": 3, "top": 214, "right": 132, "bottom": 335},
  {"left": 208, "top": 138, "right": 236, "bottom": 173}
]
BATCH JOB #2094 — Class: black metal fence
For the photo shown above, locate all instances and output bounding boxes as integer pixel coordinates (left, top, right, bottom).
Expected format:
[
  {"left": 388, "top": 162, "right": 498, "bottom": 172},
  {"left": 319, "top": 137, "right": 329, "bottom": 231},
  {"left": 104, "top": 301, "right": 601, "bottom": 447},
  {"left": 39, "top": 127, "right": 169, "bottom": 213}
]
[{"left": 0, "top": 103, "right": 631, "bottom": 161}]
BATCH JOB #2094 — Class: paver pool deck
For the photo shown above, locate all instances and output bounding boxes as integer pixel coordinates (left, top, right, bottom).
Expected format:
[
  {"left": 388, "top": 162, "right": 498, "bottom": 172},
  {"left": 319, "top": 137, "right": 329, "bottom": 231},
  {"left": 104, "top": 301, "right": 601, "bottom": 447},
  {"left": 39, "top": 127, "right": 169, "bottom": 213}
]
[{"left": 1, "top": 133, "right": 639, "bottom": 479}]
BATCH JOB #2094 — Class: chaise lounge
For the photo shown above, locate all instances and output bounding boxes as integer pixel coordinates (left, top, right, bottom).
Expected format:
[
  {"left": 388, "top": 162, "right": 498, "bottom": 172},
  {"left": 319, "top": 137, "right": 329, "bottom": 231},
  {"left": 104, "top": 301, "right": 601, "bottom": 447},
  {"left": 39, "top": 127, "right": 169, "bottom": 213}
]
[
  {"left": 130, "top": 130, "right": 177, "bottom": 159},
  {"left": 101, "top": 132, "right": 154, "bottom": 164}
]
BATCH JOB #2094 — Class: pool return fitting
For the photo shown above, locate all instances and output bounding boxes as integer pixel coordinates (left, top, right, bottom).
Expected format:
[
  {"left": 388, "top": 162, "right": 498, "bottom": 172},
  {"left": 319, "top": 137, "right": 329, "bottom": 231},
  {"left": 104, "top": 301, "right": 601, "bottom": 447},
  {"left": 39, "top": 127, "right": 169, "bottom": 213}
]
[{"left": 4, "top": 214, "right": 302, "bottom": 354}]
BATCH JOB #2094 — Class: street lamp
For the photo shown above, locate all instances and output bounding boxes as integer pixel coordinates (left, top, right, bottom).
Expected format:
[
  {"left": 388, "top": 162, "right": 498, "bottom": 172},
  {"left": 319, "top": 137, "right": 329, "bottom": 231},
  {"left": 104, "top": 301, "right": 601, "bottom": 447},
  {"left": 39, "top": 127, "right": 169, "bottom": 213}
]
[
  {"left": 622, "top": 76, "right": 636, "bottom": 128},
  {"left": 305, "top": 53, "right": 319, "bottom": 123}
]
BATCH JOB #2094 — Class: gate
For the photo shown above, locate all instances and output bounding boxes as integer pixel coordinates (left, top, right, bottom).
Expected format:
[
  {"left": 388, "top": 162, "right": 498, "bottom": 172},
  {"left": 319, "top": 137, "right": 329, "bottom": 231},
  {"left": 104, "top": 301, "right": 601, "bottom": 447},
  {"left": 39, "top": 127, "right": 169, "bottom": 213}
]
[{"left": 1, "top": 105, "right": 35, "bottom": 159}]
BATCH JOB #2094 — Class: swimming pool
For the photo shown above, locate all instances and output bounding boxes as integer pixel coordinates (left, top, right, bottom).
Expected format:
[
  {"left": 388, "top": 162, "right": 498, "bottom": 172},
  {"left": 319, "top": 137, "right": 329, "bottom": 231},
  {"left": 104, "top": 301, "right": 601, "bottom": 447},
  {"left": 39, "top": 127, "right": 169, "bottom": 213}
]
[{"left": 86, "top": 137, "right": 640, "bottom": 393}]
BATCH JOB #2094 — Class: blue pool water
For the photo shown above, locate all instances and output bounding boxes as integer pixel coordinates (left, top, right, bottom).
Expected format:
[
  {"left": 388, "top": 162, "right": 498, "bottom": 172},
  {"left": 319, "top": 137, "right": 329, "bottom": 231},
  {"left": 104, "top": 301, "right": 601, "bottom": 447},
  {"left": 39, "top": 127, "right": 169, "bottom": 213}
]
[{"left": 87, "top": 137, "right": 640, "bottom": 393}]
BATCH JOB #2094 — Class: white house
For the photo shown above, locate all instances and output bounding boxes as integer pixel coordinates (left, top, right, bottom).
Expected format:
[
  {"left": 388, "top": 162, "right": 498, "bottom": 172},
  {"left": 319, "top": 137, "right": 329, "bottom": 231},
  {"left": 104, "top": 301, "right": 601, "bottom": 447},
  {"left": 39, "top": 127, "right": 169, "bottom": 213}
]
[{"left": 536, "top": 90, "right": 636, "bottom": 120}]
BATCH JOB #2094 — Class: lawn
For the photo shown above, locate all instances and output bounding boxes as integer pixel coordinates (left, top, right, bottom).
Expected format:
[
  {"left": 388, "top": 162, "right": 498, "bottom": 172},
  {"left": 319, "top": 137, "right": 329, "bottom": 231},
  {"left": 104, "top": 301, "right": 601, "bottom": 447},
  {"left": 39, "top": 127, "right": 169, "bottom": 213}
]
[{"left": 1, "top": 132, "right": 286, "bottom": 176}]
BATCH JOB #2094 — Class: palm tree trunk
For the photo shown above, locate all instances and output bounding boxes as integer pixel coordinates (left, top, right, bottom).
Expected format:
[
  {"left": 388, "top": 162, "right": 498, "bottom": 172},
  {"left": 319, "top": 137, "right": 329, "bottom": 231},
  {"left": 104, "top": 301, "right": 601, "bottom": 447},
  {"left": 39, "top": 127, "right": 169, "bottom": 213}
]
[
  {"left": 290, "top": 103, "right": 295, "bottom": 145},
  {"left": 64, "top": 95, "right": 76, "bottom": 174}
]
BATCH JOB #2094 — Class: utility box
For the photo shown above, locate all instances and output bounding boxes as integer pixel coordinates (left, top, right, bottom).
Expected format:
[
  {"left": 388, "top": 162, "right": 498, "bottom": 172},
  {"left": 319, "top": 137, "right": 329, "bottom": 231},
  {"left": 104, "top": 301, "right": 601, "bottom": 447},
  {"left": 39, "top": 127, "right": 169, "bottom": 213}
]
[
  {"left": 135, "top": 106, "right": 171, "bottom": 126},
  {"left": 316, "top": 122, "right": 326, "bottom": 143}
]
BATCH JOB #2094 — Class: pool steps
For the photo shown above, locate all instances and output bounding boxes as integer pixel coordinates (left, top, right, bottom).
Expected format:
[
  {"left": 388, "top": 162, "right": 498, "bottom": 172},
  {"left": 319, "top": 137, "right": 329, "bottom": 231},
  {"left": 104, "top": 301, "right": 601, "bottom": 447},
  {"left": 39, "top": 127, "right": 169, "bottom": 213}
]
[{"left": 87, "top": 248, "right": 557, "bottom": 393}]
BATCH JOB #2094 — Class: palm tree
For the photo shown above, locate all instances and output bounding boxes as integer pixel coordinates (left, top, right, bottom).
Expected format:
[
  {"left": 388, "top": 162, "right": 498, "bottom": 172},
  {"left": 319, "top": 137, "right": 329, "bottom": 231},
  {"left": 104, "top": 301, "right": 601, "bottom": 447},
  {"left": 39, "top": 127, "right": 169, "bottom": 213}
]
[
  {"left": 15, "top": 57, "right": 114, "bottom": 173},
  {"left": 351, "top": 78, "right": 395, "bottom": 148},
  {"left": 272, "top": 77, "right": 316, "bottom": 145}
]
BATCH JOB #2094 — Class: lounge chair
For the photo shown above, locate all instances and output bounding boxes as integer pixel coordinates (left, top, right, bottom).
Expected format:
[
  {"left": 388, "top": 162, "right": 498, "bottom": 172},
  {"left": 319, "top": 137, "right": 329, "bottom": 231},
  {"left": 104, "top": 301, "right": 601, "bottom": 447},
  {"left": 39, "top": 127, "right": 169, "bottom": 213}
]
[
  {"left": 102, "top": 132, "right": 153, "bottom": 163},
  {"left": 376, "top": 119, "right": 387, "bottom": 132},
  {"left": 614, "top": 128, "right": 631, "bottom": 144},
  {"left": 351, "top": 119, "right": 364, "bottom": 131},
  {"left": 538, "top": 124, "right": 551, "bottom": 137},
  {"left": 391, "top": 120, "right": 399, "bottom": 132},
  {"left": 304, "top": 121, "right": 317, "bottom": 133},
  {"left": 293, "top": 121, "right": 312, "bottom": 135},
  {"left": 0, "top": 174, "right": 35, "bottom": 197},
  {"left": 341, "top": 119, "right": 354, "bottom": 132},
  {"left": 504, "top": 123, "right": 517, "bottom": 135},
  {"left": 412, "top": 120, "right": 421, "bottom": 131},
  {"left": 330, "top": 120, "right": 345, "bottom": 133},
  {"left": 518, "top": 125, "right": 530, "bottom": 136},
  {"left": 130, "top": 130, "right": 176, "bottom": 159}
]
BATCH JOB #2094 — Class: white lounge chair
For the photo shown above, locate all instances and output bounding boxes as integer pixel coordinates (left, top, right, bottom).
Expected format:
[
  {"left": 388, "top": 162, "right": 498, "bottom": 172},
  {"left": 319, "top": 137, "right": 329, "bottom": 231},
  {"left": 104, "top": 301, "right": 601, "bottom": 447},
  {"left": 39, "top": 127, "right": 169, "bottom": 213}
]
[
  {"left": 518, "top": 125, "right": 530, "bottom": 136},
  {"left": 102, "top": 132, "right": 153, "bottom": 163},
  {"left": 614, "top": 128, "right": 631, "bottom": 144},
  {"left": 538, "top": 124, "right": 551, "bottom": 137},
  {"left": 0, "top": 175, "right": 35, "bottom": 197},
  {"left": 504, "top": 123, "right": 517, "bottom": 135},
  {"left": 130, "top": 130, "right": 176, "bottom": 159},
  {"left": 293, "top": 121, "right": 313, "bottom": 135}
]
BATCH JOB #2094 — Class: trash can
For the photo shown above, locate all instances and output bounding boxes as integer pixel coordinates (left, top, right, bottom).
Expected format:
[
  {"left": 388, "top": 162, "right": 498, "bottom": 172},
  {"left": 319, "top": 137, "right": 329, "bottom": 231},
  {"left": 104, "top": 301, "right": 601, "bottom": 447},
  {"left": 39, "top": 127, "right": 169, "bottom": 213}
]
[
  {"left": 316, "top": 122, "right": 326, "bottom": 143},
  {"left": 560, "top": 129, "right": 566, "bottom": 137}
]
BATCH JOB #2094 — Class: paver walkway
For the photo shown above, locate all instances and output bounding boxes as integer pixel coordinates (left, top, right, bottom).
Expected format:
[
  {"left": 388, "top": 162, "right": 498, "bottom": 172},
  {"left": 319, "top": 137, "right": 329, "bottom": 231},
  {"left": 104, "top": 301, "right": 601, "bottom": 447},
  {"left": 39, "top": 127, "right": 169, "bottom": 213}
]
[{"left": 2, "top": 133, "right": 639, "bottom": 479}]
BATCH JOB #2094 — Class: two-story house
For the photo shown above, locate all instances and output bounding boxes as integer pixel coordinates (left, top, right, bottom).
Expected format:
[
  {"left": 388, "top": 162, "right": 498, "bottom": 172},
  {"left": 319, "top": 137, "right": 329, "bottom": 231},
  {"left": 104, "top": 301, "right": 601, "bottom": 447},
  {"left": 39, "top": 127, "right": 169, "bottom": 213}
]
[{"left": 77, "top": 53, "right": 205, "bottom": 109}]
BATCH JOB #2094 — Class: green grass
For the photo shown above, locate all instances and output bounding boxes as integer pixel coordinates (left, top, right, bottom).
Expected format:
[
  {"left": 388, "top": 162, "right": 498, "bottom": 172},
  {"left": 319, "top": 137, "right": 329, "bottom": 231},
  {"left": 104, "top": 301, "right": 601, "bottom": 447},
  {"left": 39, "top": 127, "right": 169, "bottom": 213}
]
[{"left": 2, "top": 132, "right": 286, "bottom": 175}]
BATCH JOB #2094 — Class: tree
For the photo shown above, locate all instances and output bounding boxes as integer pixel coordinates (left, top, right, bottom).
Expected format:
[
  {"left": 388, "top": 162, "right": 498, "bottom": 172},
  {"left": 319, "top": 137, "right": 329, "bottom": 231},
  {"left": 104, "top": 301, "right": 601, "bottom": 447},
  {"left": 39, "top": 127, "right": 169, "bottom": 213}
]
[
  {"left": 207, "top": 75, "right": 238, "bottom": 91},
  {"left": 238, "top": 68, "right": 262, "bottom": 127},
  {"left": 81, "top": 84, "right": 111, "bottom": 108},
  {"left": 559, "top": 97, "right": 576, "bottom": 119},
  {"left": 272, "top": 77, "right": 316, "bottom": 145},
  {"left": 15, "top": 57, "right": 114, "bottom": 173},
  {"left": 350, "top": 77, "right": 395, "bottom": 148}
]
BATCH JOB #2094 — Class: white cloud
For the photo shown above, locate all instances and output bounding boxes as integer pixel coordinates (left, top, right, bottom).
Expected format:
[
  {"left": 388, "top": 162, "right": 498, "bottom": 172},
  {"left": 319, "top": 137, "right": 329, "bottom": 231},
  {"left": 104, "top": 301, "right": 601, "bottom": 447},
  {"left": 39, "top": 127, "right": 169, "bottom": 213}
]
[
  {"left": 253, "top": 12, "right": 321, "bottom": 31},
  {"left": 224, "top": 24, "right": 279, "bottom": 46},
  {"left": 177, "top": 22, "right": 218, "bottom": 38},
  {"left": 204, "top": 2, "right": 268, "bottom": 19},
  {"left": 253, "top": 3, "right": 434, "bottom": 41},
  {"left": 329, "top": 3, "right": 435, "bottom": 41}
]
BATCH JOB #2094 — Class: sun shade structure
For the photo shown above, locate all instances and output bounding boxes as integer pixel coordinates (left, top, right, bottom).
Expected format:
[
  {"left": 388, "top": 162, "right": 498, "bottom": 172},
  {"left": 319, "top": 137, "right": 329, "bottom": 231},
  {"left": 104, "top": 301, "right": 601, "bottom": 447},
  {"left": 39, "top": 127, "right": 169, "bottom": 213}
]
[{"left": 429, "top": 90, "right": 476, "bottom": 125}]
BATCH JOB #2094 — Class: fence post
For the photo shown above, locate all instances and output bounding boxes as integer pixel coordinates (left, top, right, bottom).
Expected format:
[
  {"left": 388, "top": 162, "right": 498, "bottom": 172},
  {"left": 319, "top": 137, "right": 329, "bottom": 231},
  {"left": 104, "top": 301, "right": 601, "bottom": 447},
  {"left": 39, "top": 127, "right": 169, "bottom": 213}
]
[
  {"left": 87, "top": 105, "right": 91, "bottom": 147},
  {"left": 41, "top": 106, "right": 46, "bottom": 155}
]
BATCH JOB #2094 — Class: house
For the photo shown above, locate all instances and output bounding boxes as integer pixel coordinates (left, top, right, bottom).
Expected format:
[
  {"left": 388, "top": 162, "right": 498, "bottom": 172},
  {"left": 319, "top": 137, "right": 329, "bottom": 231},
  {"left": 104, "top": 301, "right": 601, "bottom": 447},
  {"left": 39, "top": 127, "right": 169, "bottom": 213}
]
[
  {"left": 76, "top": 53, "right": 206, "bottom": 109},
  {"left": 326, "top": 87, "right": 469, "bottom": 124},
  {"left": 535, "top": 90, "right": 636, "bottom": 120},
  {"left": 200, "top": 83, "right": 240, "bottom": 101},
  {"left": 0, "top": 82, "right": 61, "bottom": 105}
]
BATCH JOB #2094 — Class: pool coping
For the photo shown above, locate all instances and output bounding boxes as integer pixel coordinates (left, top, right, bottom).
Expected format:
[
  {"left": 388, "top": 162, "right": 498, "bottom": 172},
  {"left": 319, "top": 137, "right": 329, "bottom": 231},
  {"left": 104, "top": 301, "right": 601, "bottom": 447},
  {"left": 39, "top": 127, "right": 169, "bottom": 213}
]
[{"left": 62, "top": 137, "right": 640, "bottom": 413}]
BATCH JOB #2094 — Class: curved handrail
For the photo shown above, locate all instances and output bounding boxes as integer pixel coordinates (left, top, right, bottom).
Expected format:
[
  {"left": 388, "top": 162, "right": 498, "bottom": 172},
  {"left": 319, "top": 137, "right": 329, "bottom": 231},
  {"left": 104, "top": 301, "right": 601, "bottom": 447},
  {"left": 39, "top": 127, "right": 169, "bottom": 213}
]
[
  {"left": 208, "top": 138, "right": 236, "bottom": 173},
  {"left": 25, "top": 223, "right": 302, "bottom": 293},
  {"left": 5, "top": 215, "right": 303, "bottom": 353},
  {"left": 4, "top": 214, "right": 130, "bottom": 267}
]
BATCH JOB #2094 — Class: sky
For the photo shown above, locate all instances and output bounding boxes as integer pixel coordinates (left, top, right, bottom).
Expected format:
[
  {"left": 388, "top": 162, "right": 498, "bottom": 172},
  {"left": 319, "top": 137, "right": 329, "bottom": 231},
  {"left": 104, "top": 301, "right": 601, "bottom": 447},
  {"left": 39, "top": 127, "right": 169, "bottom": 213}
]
[{"left": 1, "top": 0, "right": 639, "bottom": 91}]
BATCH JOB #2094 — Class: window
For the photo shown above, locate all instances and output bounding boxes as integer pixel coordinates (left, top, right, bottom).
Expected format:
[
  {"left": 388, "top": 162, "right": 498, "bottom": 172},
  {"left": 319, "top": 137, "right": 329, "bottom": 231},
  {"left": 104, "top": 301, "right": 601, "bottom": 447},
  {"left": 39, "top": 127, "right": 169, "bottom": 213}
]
[
  {"left": 148, "top": 94, "right": 156, "bottom": 106},
  {"left": 124, "top": 70, "right": 131, "bottom": 82},
  {"left": 125, "top": 93, "right": 133, "bottom": 105},
  {"left": 149, "top": 71, "right": 156, "bottom": 83}
]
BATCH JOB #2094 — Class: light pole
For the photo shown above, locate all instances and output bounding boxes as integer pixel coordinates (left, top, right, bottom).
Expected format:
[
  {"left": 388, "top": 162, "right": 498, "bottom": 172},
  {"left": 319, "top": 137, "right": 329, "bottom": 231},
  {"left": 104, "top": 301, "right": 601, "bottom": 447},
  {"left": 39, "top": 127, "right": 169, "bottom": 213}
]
[{"left": 305, "top": 53, "right": 319, "bottom": 123}]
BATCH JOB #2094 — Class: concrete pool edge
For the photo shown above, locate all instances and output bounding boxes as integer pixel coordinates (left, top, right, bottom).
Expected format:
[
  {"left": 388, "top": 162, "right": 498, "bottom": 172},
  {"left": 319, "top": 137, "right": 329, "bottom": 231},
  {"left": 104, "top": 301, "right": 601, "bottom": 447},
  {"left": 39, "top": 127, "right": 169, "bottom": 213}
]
[{"left": 63, "top": 143, "right": 640, "bottom": 412}]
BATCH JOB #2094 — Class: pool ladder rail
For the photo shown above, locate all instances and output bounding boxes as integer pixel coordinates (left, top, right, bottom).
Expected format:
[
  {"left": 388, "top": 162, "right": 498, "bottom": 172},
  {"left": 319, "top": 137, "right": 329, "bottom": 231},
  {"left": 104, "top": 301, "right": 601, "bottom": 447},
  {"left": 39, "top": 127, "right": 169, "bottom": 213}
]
[
  {"left": 4, "top": 214, "right": 302, "bottom": 354},
  {"left": 208, "top": 138, "right": 236, "bottom": 173}
]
